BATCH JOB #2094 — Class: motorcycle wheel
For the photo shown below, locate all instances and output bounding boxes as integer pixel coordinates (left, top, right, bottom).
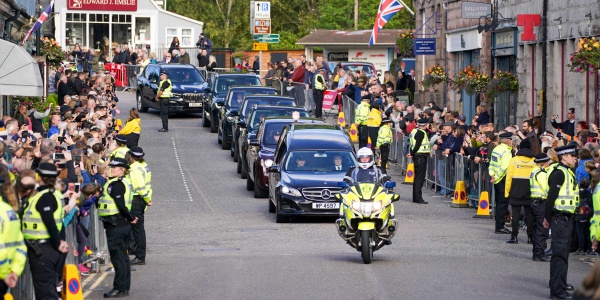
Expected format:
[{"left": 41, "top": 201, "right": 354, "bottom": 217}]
[{"left": 360, "top": 230, "right": 373, "bottom": 264}]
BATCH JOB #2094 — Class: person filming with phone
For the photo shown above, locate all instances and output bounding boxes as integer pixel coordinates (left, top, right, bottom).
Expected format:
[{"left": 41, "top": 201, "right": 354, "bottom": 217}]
[{"left": 550, "top": 108, "right": 576, "bottom": 140}]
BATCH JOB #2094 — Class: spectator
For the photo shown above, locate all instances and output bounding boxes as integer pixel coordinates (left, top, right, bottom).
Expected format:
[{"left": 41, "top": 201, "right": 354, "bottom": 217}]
[
  {"left": 252, "top": 56, "right": 260, "bottom": 74},
  {"left": 196, "top": 33, "right": 213, "bottom": 56},
  {"left": 168, "top": 37, "right": 180, "bottom": 55},
  {"left": 178, "top": 49, "right": 190, "bottom": 65},
  {"left": 577, "top": 148, "right": 594, "bottom": 184},
  {"left": 473, "top": 105, "right": 490, "bottom": 126},
  {"left": 197, "top": 49, "right": 208, "bottom": 68},
  {"left": 517, "top": 119, "right": 541, "bottom": 155},
  {"left": 551, "top": 107, "right": 576, "bottom": 138},
  {"left": 149, "top": 52, "right": 157, "bottom": 64},
  {"left": 207, "top": 55, "right": 217, "bottom": 71},
  {"left": 265, "top": 62, "right": 275, "bottom": 86}
]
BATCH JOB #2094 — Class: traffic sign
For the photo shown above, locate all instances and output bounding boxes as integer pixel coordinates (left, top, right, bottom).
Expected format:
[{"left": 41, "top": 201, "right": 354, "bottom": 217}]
[
  {"left": 253, "top": 34, "right": 280, "bottom": 43},
  {"left": 253, "top": 42, "right": 268, "bottom": 51},
  {"left": 254, "top": 1, "right": 270, "bottom": 18},
  {"left": 253, "top": 18, "right": 271, "bottom": 34}
]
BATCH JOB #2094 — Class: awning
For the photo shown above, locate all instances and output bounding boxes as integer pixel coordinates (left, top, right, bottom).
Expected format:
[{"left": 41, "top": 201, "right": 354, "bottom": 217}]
[{"left": 0, "top": 39, "right": 43, "bottom": 97}]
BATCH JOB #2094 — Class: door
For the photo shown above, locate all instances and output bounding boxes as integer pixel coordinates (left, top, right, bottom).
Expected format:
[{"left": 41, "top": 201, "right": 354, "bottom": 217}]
[
  {"left": 460, "top": 50, "right": 480, "bottom": 122},
  {"left": 495, "top": 56, "right": 517, "bottom": 129}
]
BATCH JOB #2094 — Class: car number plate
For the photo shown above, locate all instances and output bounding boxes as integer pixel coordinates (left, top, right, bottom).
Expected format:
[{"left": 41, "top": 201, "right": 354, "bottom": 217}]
[
  {"left": 312, "top": 203, "right": 340, "bottom": 209},
  {"left": 188, "top": 103, "right": 202, "bottom": 107}
]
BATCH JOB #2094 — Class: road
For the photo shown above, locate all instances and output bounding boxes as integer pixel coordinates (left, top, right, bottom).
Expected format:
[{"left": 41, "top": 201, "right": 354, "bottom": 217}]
[{"left": 83, "top": 91, "right": 594, "bottom": 299}]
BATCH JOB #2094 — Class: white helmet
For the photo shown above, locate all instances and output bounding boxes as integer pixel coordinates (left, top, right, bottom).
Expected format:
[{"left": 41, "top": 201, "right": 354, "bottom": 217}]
[{"left": 356, "top": 147, "right": 374, "bottom": 170}]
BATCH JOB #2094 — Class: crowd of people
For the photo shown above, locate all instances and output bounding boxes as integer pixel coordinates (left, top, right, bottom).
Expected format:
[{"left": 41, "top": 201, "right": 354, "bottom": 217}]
[{"left": 1, "top": 67, "right": 151, "bottom": 298}]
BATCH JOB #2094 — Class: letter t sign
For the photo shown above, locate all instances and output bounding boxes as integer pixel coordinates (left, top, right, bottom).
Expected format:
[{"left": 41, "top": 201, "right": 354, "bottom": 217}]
[{"left": 517, "top": 14, "right": 541, "bottom": 41}]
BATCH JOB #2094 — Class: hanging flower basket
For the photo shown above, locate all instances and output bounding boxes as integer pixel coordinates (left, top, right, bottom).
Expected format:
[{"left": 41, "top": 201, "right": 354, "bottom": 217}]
[
  {"left": 422, "top": 65, "right": 448, "bottom": 89},
  {"left": 396, "top": 31, "right": 414, "bottom": 57},
  {"left": 449, "top": 65, "right": 490, "bottom": 95},
  {"left": 40, "top": 38, "right": 67, "bottom": 70},
  {"left": 481, "top": 70, "right": 519, "bottom": 102},
  {"left": 568, "top": 36, "right": 600, "bottom": 73}
]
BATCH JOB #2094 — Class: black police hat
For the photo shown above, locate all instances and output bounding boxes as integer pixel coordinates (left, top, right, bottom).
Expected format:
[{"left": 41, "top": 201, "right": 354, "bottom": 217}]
[
  {"left": 381, "top": 117, "right": 393, "bottom": 124},
  {"left": 499, "top": 132, "right": 513, "bottom": 139},
  {"left": 115, "top": 134, "right": 128, "bottom": 144},
  {"left": 417, "top": 118, "right": 428, "bottom": 125},
  {"left": 555, "top": 144, "right": 577, "bottom": 156},
  {"left": 108, "top": 158, "right": 130, "bottom": 169},
  {"left": 534, "top": 153, "right": 550, "bottom": 163},
  {"left": 36, "top": 162, "right": 59, "bottom": 177},
  {"left": 128, "top": 146, "right": 145, "bottom": 158},
  {"left": 160, "top": 70, "right": 168, "bottom": 76}
]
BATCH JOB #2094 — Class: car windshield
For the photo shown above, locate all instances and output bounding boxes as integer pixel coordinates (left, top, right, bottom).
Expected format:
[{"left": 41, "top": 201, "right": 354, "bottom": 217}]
[
  {"left": 249, "top": 110, "right": 309, "bottom": 132},
  {"left": 243, "top": 99, "right": 296, "bottom": 118},
  {"left": 285, "top": 151, "right": 357, "bottom": 172},
  {"left": 215, "top": 77, "right": 262, "bottom": 94},
  {"left": 166, "top": 69, "right": 205, "bottom": 84},
  {"left": 262, "top": 123, "right": 288, "bottom": 146},
  {"left": 227, "top": 89, "right": 277, "bottom": 109},
  {"left": 343, "top": 65, "right": 375, "bottom": 77}
]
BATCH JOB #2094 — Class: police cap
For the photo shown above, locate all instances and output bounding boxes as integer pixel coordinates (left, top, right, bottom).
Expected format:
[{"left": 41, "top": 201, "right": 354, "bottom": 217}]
[
  {"left": 160, "top": 71, "right": 168, "bottom": 76},
  {"left": 108, "top": 157, "right": 130, "bottom": 169},
  {"left": 534, "top": 153, "right": 550, "bottom": 163},
  {"left": 115, "top": 134, "right": 128, "bottom": 144},
  {"left": 499, "top": 132, "right": 513, "bottom": 139},
  {"left": 128, "top": 146, "right": 145, "bottom": 158},
  {"left": 555, "top": 144, "right": 577, "bottom": 157},
  {"left": 36, "top": 162, "right": 59, "bottom": 177},
  {"left": 417, "top": 118, "right": 428, "bottom": 125},
  {"left": 382, "top": 117, "right": 393, "bottom": 124}
]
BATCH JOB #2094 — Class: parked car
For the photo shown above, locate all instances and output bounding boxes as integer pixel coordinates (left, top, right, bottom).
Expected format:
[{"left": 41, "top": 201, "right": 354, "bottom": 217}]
[
  {"left": 246, "top": 117, "right": 324, "bottom": 198},
  {"left": 267, "top": 123, "right": 356, "bottom": 223},
  {"left": 337, "top": 61, "right": 380, "bottom": 81},
  {"left": 218, "top": 86, "right": 278, "bottom": 150},
  {"left": 137, "top": 63, "right": 207, "bottom": 114},
  {"left": 236, "top": 106, "right": 310, "bottom": 178},
  {"left": 202, "top": 73, "right": 262, "bottom": 132}
]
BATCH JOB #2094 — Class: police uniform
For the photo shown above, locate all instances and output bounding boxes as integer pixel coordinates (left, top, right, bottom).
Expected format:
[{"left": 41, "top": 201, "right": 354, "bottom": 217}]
[
  {"left": 128, "top": 147, "right": 152, "bottom": 265},
  {"left": 99, "top": 158, "right": 135, "bottom": 298},
  {"left": 545, "top": 144, "right": 579, "bottom": 299},
  {"left": 0, "top": 199, "right": 27, "bottom": 294},
  {"left": 376, "top": 117, "right": 393, "bottom": 175},
  {"left": 530, "top": 153, "right": 552, "bottom": 261},
  {"left": 314, "top": 68, "right": 326, "bottom": 119},
  {"left": 409, "top": 119, "right": 430, "bottom": 204},
  {"left": 23, "top": 163, "right": 64, "bottom": 299},
  {"left": 157, "top": 71, "right": 172, "bottom": 132},
  {"left": 589, "top": 182, "right": 600, "bottom": 252},
  {"left": 110, "top": 134, "right": 130, "bottom": 160},
  {"left": 355, "top": 99, "right": 370, "bottom": 149},
  {"left": 489, "top": 132, "right": 514, "bottom": 233}
]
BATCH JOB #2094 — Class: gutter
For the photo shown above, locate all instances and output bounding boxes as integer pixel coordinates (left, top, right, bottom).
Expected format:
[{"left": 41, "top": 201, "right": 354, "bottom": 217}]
[{"left": 2, "top": 10, "right": 20, "bottom": 41}]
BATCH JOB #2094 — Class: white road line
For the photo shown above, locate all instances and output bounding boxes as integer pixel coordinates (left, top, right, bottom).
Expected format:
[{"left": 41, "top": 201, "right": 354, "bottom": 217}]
[
  {"left": 83, "top": 272, "right": 110, "bottom": 298},
  {"left": 172, "top": 137, "right": 194, "bottom": 201}
]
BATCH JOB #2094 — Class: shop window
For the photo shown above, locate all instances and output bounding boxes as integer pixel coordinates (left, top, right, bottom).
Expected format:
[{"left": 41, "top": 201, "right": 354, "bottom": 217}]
[
  {"left": 135, "top": 17, "right": 151, "bottom": 45},
  {"left": 66, "top": 21, "right": 86, "bottom": 48},
  {"left": 166, "top": 28, "right": 194, "bottom": 48}
]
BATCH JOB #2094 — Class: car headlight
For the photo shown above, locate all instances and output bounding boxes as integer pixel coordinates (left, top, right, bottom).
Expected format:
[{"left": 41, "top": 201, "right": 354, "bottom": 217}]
[
  {"left": 281, "top": 185, "right": 301, "bottom": 197},
  {"left": 172, "top": 93, "right": 183, "bottom": 98},
  {"left": 261, "top": 159, "right": 273, "bottom": 168},
  {"left": 227, "top": 116, "right": 235, "bottom": 122}
]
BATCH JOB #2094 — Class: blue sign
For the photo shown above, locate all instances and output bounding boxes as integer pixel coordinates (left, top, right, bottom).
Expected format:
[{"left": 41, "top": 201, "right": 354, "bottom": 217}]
[{"left": 414, "top": 38, "right": 436, "bottom": 55}]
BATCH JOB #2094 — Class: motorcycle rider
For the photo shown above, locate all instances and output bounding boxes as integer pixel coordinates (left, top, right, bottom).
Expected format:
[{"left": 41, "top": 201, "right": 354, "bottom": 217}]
[{"left": 344, "top": 147, "right": 388, "bottom": 185}]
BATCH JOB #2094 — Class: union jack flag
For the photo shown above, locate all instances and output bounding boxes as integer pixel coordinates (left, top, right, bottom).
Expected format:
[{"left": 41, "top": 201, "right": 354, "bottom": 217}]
[
  {"left": 369, "top": 0, "right": 404, "bottom": 46},
  {"left": 21, "top": 0, "right": 54, "bottom": 46}
]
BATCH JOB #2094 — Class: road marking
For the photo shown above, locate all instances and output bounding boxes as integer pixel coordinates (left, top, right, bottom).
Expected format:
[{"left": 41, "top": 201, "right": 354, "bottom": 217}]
[
  {"left": 172, "top": 137, "right": 194, "bottom": 202},
  {"left": 83, "top": 271, "right": 110, "bottom": 298}
]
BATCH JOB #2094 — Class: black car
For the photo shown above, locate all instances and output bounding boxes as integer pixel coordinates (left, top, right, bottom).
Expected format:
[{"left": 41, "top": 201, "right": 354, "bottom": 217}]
[
  {"left": 202, "top": 73, "right": 262, "bottom": 132},
  {"left": 236, "top": 106, "right": 310, "bottom": 178},
  {"left": 217, "top": 86, "right": 278, "bottom": 150},
  {"left": 229, "top": 95, "right": 296, "bottom": 159},
  {"left": 137, "top": 63, "right": 207, "bottom": 114},
  {"left": 267, "top": 124, "right": 357, "bottom": 223},
  {"left": 245, "top": 117, "right": 324, "bottom": 198}
]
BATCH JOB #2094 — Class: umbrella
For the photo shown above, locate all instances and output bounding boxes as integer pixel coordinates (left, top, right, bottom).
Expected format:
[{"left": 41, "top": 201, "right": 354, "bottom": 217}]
[{"left": 0, "top": 39, "right": 43, "bottom": 96}]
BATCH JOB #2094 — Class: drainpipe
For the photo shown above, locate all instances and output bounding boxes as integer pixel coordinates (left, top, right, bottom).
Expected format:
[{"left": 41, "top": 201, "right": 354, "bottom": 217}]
[
  {"left": 541, "top": 0, "right": 548, "bottom": 131},
  {"left": 2, "top": 10, "right": 20, "bottom": 40}
]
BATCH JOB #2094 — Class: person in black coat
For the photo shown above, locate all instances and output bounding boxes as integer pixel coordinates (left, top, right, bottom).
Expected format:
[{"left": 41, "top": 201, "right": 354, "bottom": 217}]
[
  {"left": 551, "top": 108, "right": 576, "bottom": 138},
  {"left": 395, "top": 70, "right": 407, "bottom": 91},
  {"left": 168, "top": 37, "right": 180, "bottom": 55},
  {"left": 252, "top": 56, "right": 260, "bottom": 74},
  {"left": 197, "top": 49, "right": 208, "bottom": 68},
  {"left": 57, "top": 75, "right": 70, "bottom": 106}
]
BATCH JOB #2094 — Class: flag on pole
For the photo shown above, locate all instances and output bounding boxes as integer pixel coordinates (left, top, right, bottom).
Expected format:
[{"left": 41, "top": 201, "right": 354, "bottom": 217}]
[
  {"left": 21, "top": 0, "right": 54, "bottom": 46},
  {"left": 369, "top": 0, "right": 404, "bottom": 46}
]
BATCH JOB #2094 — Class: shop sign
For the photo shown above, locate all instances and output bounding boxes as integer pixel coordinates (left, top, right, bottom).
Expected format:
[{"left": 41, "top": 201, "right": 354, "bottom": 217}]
[
  {"left": 67, "top": 0, "right": 137, "bottom": 12},
  {"left": 327, "top": 52, "right": 348, "bottom": 61},
  {"left": 517, "top": 14, "right": 541, "bottom": 41},
  {"left": 495, "top": 31, "right": 514, "bottom": 48},
  {"left": 462, "top": 2, "right": 491, "bottom": 19},
  {"left": 414, "top": 38, "right": 436, "bottom": 55},
  {"left": 348, "top": 49, "right": 389, "bottom": 71}
]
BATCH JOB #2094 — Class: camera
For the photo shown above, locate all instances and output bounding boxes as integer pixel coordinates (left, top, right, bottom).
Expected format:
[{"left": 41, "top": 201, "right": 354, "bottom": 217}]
[
  {"left": 21, "top": 131, "right": 29, "bottom": 143},
  {"left": 589, "top": 132, "right": 598, "bottom": 138}
]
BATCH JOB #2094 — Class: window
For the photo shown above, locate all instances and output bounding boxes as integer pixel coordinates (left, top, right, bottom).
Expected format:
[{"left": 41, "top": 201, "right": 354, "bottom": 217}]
[{"left": 166, "top": 28, "right": 194, "bottom": 47}]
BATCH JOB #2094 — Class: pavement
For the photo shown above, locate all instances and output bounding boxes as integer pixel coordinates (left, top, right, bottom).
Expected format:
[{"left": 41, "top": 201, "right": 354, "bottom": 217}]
[{"left": 82, "top": 91, "right": 596, "bottom": 299}]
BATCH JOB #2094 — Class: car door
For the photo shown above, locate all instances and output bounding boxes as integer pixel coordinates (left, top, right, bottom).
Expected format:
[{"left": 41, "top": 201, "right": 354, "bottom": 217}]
[
  {"left": 248, "top": 122, "right": 265, "bottom": 182},
  {"left": 142, "top": 65, "right": 160, "bottom": 110},
  {"left": 269, "top": 138, "right": 287, "bottom": 199}
]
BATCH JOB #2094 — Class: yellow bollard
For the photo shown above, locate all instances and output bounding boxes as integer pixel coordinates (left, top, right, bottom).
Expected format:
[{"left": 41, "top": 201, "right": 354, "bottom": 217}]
[
  {"left": 349, "top": 123, "right": 358, "bottom": 143},
  {"left": 337, "top": 112, "right": 346, "bottom": 127},
  {"left": 450, "top": 181, "right": 469, "bottom": 208},
  {"left": 473, "top": 191, "right": 493, "bottom": 218},
  {"left": 62, "top": 264, "right": 83, "bottom": 300},
  {"left": 402, "top": 163, "right": 414, "bottom": 185}
]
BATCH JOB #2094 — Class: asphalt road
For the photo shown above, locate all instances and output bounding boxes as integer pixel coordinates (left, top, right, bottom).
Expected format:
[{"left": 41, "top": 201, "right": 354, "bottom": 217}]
[{"left": 83, "top": 91, "right": 595, "bottom": 299}]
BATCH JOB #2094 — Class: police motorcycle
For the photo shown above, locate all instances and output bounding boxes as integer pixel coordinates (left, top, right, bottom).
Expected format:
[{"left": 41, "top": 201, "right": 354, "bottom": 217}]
[{"left": 335, "top": 148, "right": 399, "bottom": 264}]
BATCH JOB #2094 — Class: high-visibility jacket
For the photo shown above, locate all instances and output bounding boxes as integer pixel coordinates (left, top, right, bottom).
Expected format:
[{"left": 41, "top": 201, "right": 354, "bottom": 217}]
[
  {"left": 98, "top": 177, "right": 133, "bottom": 217},
  {"left": 409, "top": 128, "right": 430, "bottom": 154},
  {"left": 110, "top": 146, "right": 129, "bottom": 160},
  {"left": 22, "top": 189, "right": 64, "bottom": 240},
  {"left": 355, "top": 102, "right": 370, "bottom": 125},
  {"left": 0, "top": 200, "right": 27, "bottom": 279},
  {"left": 376, "top": 125, "right": 393, "bottom": 147},
  {"left": 530, "top": 167, "right": 550, "bottom": 199},
  {"left": 553, "top": 165, "right": 579, "bottom": 213},
  {"left": 489, "top": 143, "right": 512, "bottom": 184},
  {"left": 366, "top": 108, "right": 382, "bottom": 127},
  {"left": 589, "top": 185, "right": 600, "bottom": 242},
  {"left": 314, "top": 74, "right": 326, "bottom": 91},
  {"left": 128, "top": 161, "right": 152, "bottom": 202},
  {"left": 159, "top": 79, "right": 173, "bottom": 98},
  {"left": 140, "top": 161, "right": 152, "bottom": 202},
  {"left": 504, "top": 154, "right": 536, "bottom": 199}
]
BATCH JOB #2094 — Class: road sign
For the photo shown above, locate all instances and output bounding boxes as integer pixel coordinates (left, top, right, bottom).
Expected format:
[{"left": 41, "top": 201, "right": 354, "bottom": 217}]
[
  {"left": 414, "top": 38, "right": 436, "bottom": 55},
  {"left": 253, "top": 42, "right": 268, "bottom": 51},
  {"left": 253, "top": 34, "right": 280, "bottom": 43},
  {"left": 253, "top": 18, "right": 271, "bottom": 34},
  {"left": 254, "top": 1, "right": 270, "bottom": 19}
]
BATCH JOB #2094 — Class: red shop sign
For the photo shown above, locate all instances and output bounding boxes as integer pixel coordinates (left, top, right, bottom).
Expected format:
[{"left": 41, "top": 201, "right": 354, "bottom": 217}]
[{"left": 67, "top": 0, "right": 137, "bottom": 11}]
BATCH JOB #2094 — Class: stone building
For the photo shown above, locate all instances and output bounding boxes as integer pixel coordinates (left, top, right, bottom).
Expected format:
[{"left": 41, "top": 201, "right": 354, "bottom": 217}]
[{"left": 1, "top": 0, "right": 35, "bottom": 44}]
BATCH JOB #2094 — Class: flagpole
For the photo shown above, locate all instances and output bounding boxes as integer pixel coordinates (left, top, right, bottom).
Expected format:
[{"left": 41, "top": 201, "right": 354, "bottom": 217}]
[{"left": 397, "top": 0, "right": 415, "bottom": 15}]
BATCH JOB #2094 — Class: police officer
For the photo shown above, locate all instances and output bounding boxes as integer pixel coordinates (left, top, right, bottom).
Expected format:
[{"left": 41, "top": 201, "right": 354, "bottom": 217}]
[
  {"left": 489, "top": 132, "right": 514, "bottom": 234},
  {"left": 407, "top": 118, "right": 430, "bottom": 204},
  {"left": 0, "top": 192, "right": 27, "bottom": 294},
  {"left": 376, "top": 117, "right": 393, "bottom": 175},
  {"left": 127, "top": 147, "right": 152, "bottom": 266},
  {"left": 544, "top": 144, "right": 578, "bottom": 299},
  {"left": 314, "top": 67, "right": 327, "bottom": 119},
  {"left": 99, "top": 158, "right": 138, "bottom": 298},
  {"left": 156, "top": 71, "right": 172, "bottom": 132},
  {"left": 110, "top": 134, "right": 130, "bottom": 160},
  {"left": 530, "top": 153, "right": 552, "bottom": 261},
  {"left": 23, "top": 163, "right": 70, "bottom": 299},
  {"left": 344, "top": 147, "right": 388, "bottom": 185},
  {"left": 355, "top": 98, "right": 371, "bottom": 149}
]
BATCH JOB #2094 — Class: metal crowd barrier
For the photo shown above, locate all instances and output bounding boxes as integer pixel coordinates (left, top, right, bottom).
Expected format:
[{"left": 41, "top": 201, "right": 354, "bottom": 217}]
[
  {"left": 104, "top": 63, "right": 137, "bottom": 92},
  {"left": 341, "top": 95, "right": 357, "bottom": 125}
]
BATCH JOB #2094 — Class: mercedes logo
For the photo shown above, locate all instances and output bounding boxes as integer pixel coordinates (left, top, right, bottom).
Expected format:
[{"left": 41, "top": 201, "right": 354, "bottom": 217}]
[{"left": 321, "top": 189, "right": 332, "bottom": 200}]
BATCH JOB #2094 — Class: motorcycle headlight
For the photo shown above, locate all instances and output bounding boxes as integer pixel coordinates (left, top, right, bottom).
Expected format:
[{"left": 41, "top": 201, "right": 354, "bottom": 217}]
[
  {"left": 281, "top": 185, "right": 301, "bottom": 197},
  {"left": 351, "top": 201, "right": 361, "bottom": 211},
  {"left": 361, "top": 202, "right": 373, "bottom": 216},
  {"left": 372, "top": 201, "right": 382, "bottom": 211}
]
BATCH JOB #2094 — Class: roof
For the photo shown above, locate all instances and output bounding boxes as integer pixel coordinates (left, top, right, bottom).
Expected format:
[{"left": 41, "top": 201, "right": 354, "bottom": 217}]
[
  {"left": 229, "top": 86, "right": 277, "bottom": 91},
  {"left": 287, "top": 126, "right": 352, "bottom": 151},
  {"left": 250, "top": 105, "right": 305, "bottom": 113},
  {"left": 263, "top": 117, "right": 324, "bottom": 124},
  {"left": 149, "top": 0, "right": 204, "bottom": 26},
  {"left": 296, "top": 29, "right": 406, "bottom": 46},
  {"left": 158, "top": 63, "right": 198, "bottom": 70}
]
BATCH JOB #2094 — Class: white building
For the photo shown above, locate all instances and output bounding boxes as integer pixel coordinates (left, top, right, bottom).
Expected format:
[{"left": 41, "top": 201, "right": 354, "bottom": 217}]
[{"left": 54, "top": 0, "right": 203, "bottom": 54}]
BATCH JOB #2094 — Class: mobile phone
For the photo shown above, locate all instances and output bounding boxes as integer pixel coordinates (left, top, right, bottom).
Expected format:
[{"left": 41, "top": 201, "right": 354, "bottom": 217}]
[
  {"left": 74, "top": 183, "right": 80, "bottom": 193},
  {"left": 21, "top": 131, "right": 29, "bottom": 143},
  {"left": 68, "top": 183, "right": 75, "bottom": 192},
  {"left": 57, "top": 163, "right": 66, "bottom": 169},
  {"left": 102, "top": 137, "right": 106, "bottom": 145},
  {"left": 53, "top": 152, "right": 66, "bottom": 160},
  {"left": 58, "top": 136, "right": 65, "bottom": 143},
  {"left": 75, "top": 155, "right": 81, "bottom": 164},
  {"left": 43, "top": 132, "right": 48, "bottom": 138}
]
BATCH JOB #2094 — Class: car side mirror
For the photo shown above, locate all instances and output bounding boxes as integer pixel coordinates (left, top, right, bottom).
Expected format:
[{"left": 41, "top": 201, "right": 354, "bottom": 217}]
[
  {"left": 204, "top": 87, "right": 211, "bottom": 93},
  {"left": 392, "top": 194, "right": 400, "bottom": 202},
  {"left": 249, "top": 140, "right": 260, "bottom": 147},
  {"left": 267, "top": 165, "right": 280, "bottom": 173},
  {"left": 237, "top": 120, "right": 246, "bottom": 128}
]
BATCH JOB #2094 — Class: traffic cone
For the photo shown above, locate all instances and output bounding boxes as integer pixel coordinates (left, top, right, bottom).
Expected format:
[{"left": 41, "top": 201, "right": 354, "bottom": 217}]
[
  {"left": 473, "top": 191, "right": 493, "bottom": 218},
  {"left": 349, "top": 123, "right": 358, "bottom": 143},
  {"left": 62, "top": 264, "right": 84, "bottom": 300},
  {"left": 337, "top": 112, "right": 346, "bottom": 127},
  {"left": 402, "top": 163, "right": 414, "bottom": 185},
  {"left": 450, "top": 181, "right": 469, "bottom": 208}
]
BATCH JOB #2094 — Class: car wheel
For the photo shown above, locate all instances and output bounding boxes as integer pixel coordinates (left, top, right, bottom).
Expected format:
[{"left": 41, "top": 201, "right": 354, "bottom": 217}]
[
  {"left": 275, "top": 200, "right": 288, "bottom": 223},
  {"left": 241, "top": 161, "right": 248, "bottom": 179},
  {"left": 253, "top": 174, "right": 268, "bottom": 198},
  {"left": 233, "top": 142, "right": 239, "bottom": 162},
  {"left": 137, "top": 93, "right": 148, "bottom": 112},
  {"left": 202, "top": 109, "right": 210, "bottom": 127},
  {"left": 246, "top": 174, "right": 254, "bottom": 191},
  {"left": 236, "top": 156, "right": 242, "bottom": 174},
  {"left": 268, "top": 197, "right": 276, "bottom": 213},
  {"left": 210, "top": 112, "right": 218, "bottom": 133},
  {"left": 221, "top": 130, "right": 230, "bottom": 150}
]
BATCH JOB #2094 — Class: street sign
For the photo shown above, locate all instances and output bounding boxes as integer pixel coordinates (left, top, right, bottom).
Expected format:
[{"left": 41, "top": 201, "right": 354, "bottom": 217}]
[
  {"left": 254, "top": 1, "right": 270, "bottom": 19},
  {"left": 253, "top": 18, "right": 271, "bottom": 34},
  {"left": 253, "top": 42, "right": 268, "bottom": 51},
  {"left": 253, "top": 34, "right": 280, "bottom": 43},
  {"left": 414, "top": 38, "right": 436, "bottom": 55}
]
